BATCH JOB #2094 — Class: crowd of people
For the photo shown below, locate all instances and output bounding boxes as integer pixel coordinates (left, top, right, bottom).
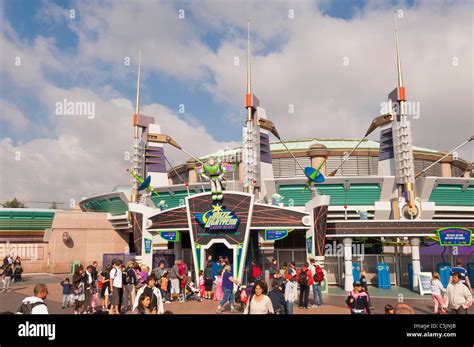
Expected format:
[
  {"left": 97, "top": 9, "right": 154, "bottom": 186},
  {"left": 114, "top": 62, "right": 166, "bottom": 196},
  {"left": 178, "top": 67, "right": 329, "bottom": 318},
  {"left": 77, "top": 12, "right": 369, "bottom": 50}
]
[
  {"left": 345, "top": 257, "right": 472, "bottom": 315},
  {"left": 1, "top": 254, "right": 24, "bottom": 293},
  {"left": 5, "top": 255, "right": 472, "bottom": 315},
  {"left": 429, "top": 258, "right": 472, "bottom": 315}
]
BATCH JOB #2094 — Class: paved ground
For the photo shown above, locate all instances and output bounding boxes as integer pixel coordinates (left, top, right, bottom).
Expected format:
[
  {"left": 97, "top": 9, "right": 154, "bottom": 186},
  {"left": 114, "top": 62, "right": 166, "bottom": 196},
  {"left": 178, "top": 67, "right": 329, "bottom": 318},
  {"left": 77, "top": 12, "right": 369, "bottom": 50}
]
[{"left": 1, "top": 274, "right": 471, "bottom": 315}]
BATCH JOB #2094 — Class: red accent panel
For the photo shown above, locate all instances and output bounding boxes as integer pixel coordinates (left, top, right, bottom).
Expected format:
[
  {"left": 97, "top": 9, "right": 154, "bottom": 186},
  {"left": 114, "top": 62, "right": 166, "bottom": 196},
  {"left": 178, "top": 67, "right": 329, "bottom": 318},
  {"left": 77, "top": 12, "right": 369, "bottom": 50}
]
[
  {"left": 245, "top": 94, "right": 252, "bottom": 108},
  {"left": 398, "top": 87, "right": 406, "bottom": 101}
]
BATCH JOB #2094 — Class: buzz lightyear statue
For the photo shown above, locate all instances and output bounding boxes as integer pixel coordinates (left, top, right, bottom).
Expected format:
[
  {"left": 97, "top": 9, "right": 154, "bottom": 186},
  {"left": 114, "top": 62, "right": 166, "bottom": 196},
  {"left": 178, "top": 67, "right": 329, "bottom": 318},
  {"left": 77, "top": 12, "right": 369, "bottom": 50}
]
[{"left": 201, "top": 158, "right": 226, "bottom": 201}]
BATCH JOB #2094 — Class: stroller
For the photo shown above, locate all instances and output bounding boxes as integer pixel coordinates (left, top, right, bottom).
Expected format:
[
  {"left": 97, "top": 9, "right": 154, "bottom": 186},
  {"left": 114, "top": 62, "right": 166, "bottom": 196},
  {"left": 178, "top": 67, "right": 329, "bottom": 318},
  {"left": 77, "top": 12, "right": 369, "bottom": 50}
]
[
  {"left": 179, "top": 281, "right": 202, "bottom": 302},
  {"left": 13, "top": 265, "right": 23, "bottom": 282},
  {"left": 234, "top": 285, "right": 249, "bottom": 312}
]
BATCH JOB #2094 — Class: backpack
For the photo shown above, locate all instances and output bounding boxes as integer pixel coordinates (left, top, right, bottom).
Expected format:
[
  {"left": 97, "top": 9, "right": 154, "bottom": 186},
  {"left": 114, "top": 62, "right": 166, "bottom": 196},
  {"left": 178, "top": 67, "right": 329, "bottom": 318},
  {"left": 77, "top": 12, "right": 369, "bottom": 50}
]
[
  {"left": 298, "top": 269, "right": 309, "bottom": 286},
  {"left": 125, "top": 268, "right": 136, "bottom": 285},
  {"left": 313, "top": 266, "right": 324, "bottom": 283},
  {"left": 17, "top": 301, "right": 46, "bottom": 314},
  {"left": 345, "top": 293, "right": 367, "bottom": 313}
]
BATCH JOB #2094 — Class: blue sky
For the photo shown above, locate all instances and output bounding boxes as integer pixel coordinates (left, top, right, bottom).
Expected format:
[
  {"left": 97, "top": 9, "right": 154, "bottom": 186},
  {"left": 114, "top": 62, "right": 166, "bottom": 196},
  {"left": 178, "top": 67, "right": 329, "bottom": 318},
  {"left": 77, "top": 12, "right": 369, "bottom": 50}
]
[
  {"left": 2, "top": 0, "right": 418, "bottom": 144},
  {"left": 1, "top": 0, "right": 471, "bottom": 202}
]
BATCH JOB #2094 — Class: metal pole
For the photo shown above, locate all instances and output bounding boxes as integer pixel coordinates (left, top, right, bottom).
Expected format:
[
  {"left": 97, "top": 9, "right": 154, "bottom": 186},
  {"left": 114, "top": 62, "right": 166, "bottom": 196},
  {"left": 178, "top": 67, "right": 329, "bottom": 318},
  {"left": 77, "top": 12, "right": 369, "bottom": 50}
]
[
  {"left": 330, "top": 137, "right": 367, "bottom": 176},
  {"left": 278, "top": 138, "right": 306, "bottom": 175},
  {"left": 180, "top": 148, "right": 205, "bottom": 166},
  {"left": 415, "top": 137, "right": 473, "bottom": 179}
]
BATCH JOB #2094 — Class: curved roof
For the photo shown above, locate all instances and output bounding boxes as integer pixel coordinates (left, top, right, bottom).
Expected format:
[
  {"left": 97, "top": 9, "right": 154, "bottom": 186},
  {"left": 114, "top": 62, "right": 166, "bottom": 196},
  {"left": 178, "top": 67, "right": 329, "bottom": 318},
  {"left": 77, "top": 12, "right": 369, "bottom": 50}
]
[{"left": 200, "top": 138, "right": 443, "bottom": 161}]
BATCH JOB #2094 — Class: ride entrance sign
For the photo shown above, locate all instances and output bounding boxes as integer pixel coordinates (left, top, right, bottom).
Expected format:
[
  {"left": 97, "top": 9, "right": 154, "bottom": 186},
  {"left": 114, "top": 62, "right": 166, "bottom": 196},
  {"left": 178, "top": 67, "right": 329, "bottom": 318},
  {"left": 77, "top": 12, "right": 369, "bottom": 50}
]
[{"left": 437, "top": 227, "right": 472, "bottom": 246}]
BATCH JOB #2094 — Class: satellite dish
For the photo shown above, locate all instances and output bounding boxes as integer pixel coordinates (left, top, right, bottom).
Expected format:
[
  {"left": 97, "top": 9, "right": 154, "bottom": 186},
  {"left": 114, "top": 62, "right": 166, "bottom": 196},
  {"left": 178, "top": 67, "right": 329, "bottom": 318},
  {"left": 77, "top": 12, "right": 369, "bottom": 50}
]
[
  {"left": 304, "top": 166, "right": 325, "bottom": 184},
  {"left": 138, "top": 175, "right": 152, "bottom": 191}
]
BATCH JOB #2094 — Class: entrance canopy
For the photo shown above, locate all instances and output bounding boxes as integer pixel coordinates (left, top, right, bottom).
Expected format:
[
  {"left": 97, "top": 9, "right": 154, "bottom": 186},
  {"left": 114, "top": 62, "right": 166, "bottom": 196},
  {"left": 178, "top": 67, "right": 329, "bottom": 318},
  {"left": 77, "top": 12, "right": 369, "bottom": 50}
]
[
  {"left": 145, "top": 191, "right": 311, "bottom": 283},
  {"left": 326, "top": 220, "right": 474, "bottom": 238}
]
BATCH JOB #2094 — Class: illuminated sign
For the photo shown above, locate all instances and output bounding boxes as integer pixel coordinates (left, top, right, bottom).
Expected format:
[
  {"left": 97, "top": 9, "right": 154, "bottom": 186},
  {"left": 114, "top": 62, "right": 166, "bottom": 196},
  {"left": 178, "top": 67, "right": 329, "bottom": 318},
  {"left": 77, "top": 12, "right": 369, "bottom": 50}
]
[
  {"left": 160, "top": 231, "right": 180, "bottom": 242},
  {"left": 436, "top": 227, "right": 472, "bottom": 246},
  {"left": 144, "top": 238, "right": 152, "bottom": 254},
  {"left": 264, "top": 229, "right": 289, "bottom": 241},
  {"left": 307, "top": 236, "right": 313, "bottom": 254},
  {"left": 194, "top": 205, "right": 240, "bottom": 231}
]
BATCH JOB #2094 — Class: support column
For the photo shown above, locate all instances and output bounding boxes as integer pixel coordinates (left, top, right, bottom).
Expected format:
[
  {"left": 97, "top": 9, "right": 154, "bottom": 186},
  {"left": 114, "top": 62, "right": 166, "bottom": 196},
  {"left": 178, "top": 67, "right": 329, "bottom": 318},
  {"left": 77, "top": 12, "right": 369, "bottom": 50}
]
[
  {"left": 343, "top": 237, "right": 353, "bottom": 291},
  {"left": 311, "top": 156, "right": 327, "bottom": 176},
  {"left": 308, "top": 144, "right": 328, "bottom": 176},
  {"left": 440, "top": 162, "right": 452, "bottom": 177},
  {"left": 188, "top": 168, "right": 197, "bottom": 183},
  {"left": 238, "top": 162, "right": 244, "bottom": 184},
  {"left": 174, "top": 235, "right": 182, "bottom": 261},
  {"left": 410, "top": 237, "right": 421, "bottom": 292}
]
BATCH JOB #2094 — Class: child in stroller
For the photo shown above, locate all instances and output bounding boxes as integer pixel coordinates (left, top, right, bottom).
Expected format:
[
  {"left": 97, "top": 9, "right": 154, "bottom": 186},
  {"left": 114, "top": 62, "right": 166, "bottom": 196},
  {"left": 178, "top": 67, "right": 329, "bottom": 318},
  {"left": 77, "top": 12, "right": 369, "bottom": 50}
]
[{"left": 179, "top": 281, "right": 202, "bottom": 302}]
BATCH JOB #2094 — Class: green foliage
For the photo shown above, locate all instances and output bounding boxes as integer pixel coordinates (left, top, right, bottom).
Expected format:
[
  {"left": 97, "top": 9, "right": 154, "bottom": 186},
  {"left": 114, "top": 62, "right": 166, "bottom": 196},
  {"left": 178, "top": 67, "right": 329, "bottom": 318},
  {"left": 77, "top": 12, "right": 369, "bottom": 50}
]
[{"left": 2, "top": 198, "right": 27, "bottom": 208}]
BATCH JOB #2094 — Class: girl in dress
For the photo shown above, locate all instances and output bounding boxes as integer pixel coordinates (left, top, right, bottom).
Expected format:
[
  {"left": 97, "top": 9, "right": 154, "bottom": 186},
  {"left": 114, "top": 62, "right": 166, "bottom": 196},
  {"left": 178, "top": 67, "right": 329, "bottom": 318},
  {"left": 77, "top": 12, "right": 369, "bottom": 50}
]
[
  {"left": 213, "top": 270, "right": 224, "bottom": 301},
  {"left": 198, "top": 270, "right": 206, "bottom": 299}
]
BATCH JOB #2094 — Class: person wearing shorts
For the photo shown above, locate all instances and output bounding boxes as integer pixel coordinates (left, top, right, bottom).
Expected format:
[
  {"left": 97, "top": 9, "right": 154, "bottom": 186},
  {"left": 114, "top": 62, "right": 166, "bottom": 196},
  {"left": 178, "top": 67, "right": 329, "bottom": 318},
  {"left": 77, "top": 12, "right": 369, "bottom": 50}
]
[
  {"left": 170, "top": 260, "right": 182, "bottom": 301},
  {"left": 109, "top": 260, "right": 123, "bottom": 314}
]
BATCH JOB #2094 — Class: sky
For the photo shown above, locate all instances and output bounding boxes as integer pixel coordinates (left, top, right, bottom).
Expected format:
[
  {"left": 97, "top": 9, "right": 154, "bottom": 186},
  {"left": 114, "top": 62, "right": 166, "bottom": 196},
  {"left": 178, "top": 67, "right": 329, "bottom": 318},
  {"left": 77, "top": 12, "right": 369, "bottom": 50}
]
[{"left": 0, "top": 0, "right": 472, "bottom": 207}]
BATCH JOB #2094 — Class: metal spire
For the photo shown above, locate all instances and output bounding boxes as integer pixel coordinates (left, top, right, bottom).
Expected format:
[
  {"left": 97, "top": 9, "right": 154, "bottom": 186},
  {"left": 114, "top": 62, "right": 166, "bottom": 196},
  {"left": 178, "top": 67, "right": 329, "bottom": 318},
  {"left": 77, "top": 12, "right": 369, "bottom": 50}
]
[
  {"left": 135, "top": 49, "right": 142, "bottom": 115},
  {"left": 131, "top": 49, "right": 142, "bottom": 204},
  {"left": 246, "top": 20, "right": 253, "bottom": 122},
  {"left": 247, "top": 19, "right": 251, "bottom": 96},
  {"left": 394, "top": 12, "right": 404, "bottom": 89}
]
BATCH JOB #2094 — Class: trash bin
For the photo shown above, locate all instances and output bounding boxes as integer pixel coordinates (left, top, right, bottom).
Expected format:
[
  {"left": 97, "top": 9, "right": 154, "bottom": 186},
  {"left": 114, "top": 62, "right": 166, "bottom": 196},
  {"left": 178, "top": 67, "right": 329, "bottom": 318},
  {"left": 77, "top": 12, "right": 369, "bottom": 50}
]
[
  {"left": 376, "top": 263, "right": 391, "bottom": 289},
  {"left": 437, "top": 263, "right": 451, "bottom": 288},
  {"left": 466, "top": 263, "right": 474, "bottom": 285},
  {"left": 352, "top": 263, "right": 361, "bottom": 282}
]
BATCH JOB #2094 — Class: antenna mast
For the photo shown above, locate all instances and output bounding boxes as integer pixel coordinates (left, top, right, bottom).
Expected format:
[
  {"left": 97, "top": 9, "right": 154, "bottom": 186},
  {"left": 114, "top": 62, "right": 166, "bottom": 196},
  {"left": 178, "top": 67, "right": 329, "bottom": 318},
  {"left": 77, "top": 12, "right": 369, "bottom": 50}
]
[{"left": 131, "top": 49, "right": 142, "bottom": 203}]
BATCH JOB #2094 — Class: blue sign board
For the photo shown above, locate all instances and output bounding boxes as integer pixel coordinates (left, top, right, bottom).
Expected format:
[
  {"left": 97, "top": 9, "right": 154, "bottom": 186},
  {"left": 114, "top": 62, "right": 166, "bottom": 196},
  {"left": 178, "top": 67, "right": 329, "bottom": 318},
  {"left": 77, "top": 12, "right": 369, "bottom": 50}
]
[
  {"left": 194, "top": 206, "right": 240, "bottom": 231},
  {"left": 437, "top": 227, "right": 472, "bottom": 246},
  {"left": 264, "top": 229, "right": 288, "bottom": 241},
  {"left": 306, "top": 236, "right": 313, "bottom": 254},
  {"left": 160, "top": 231, "right": 180, "bottom": 242},
  {"left": 144, "top": 238, "right": 152, "bottom": 254}
]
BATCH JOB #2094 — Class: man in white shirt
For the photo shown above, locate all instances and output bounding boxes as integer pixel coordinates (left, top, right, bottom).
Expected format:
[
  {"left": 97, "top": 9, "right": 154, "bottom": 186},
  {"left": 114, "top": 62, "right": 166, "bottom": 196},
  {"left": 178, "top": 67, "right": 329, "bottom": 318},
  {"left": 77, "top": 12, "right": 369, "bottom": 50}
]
[
  {"left": 109, "top": 260, "right": 123, "bottom": 315},
  {"left": 18, "top": 284, "right": 49, "bottom": 314},
  {"left": 443, "top": 272, "right": 472, "bottom": 314}
]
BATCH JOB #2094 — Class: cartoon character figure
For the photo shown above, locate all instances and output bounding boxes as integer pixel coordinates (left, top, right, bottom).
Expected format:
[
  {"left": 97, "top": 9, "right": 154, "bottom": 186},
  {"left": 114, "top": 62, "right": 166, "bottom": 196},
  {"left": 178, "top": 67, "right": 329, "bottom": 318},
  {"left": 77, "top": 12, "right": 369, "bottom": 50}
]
[
  {"left": 201, "top": 158, "right": 225, "bottom": 201},
  {"left": 157, "top": 200, "right": 168, "bottom": 211},
  {"left": 271, "top": 193, "right": 284, "bottom": 206},
  {"left": 357, "top": 209, "right": 369, "bottom": 220}
]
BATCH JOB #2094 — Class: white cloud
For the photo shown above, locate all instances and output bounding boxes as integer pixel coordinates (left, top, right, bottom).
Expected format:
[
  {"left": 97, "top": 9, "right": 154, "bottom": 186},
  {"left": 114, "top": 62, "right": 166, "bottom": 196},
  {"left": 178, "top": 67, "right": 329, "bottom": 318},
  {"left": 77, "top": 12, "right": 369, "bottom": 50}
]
[
  {"left": 0, "top": 88, "right": 239, "bottom": 203},
  {"left": 200, "top": 0, "right": 473, "bottom": 160},
  {"left": 0, "top": 101, "right": 29, "bottom": 132},
  {"left": 0, "top": 1, "right": 238, "bottom": 204},
  {"left": 0, "top": 0, "right": 472, "bottom": 206}
]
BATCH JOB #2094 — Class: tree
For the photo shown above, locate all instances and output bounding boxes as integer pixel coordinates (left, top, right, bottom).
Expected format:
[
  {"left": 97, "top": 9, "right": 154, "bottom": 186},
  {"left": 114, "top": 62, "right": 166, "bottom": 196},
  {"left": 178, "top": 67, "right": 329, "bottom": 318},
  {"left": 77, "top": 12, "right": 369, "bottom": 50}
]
[{"left": 2, "top": 198, "right": 26, "bottom": 208}]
